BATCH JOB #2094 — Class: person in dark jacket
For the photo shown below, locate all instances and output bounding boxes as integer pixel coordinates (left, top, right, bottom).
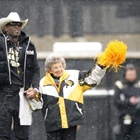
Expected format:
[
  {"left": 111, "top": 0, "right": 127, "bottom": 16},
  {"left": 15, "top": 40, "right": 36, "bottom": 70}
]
[
  {"left": 0, "top": 12, "right": 40, "bottom": 140},
  {"left": 114, "top": 63, "right": 140, "bottom": 140}
]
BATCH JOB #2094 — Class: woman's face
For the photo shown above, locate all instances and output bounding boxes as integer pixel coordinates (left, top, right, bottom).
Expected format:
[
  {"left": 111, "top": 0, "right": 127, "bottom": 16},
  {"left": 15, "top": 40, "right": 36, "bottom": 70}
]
[{"left": 49, "top": 62, "right": 65, "bottom": 78}]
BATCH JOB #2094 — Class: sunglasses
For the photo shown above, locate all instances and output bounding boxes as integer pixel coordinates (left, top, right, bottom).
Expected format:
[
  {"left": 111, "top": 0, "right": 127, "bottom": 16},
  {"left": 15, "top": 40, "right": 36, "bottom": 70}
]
[{"left": 6, "top": 22, "right": 22, "bottom": 27}]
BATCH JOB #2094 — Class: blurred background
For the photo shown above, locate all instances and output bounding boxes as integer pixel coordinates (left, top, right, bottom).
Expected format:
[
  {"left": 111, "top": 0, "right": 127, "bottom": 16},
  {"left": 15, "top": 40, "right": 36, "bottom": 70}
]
[{"left": 1, "top": 0, "right": 140, "bottom": 140}]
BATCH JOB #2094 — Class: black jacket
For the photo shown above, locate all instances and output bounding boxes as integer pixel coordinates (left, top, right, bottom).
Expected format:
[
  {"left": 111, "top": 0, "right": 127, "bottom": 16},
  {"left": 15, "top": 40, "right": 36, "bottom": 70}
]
[
  {"left": 0, "top": 30, "right": 40, "bottom": 90},
  {"left": 114, "top": 80, "right": 140, "bottom": 116},
  {"left": 40, "top": 65, "right": 106, "bottom": 132}
]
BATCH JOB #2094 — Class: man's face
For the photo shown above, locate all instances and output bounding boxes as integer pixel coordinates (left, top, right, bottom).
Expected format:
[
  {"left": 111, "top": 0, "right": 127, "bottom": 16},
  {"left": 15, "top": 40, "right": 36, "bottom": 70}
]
[
  {"left": 4, "top": 22, "right": 22, "bottom": 37},
  {"left": 125, "top": 69, "right": 137, "bottom": 82}
]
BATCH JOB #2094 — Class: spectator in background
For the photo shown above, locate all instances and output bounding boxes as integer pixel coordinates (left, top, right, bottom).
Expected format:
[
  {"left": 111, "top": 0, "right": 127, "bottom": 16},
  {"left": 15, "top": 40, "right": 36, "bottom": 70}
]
[
  {"left": 114, "top": 63, "right": 140, "bottom": 140},
  {"left": 0, "top": 12, "right": 41, "bottom": 140}
]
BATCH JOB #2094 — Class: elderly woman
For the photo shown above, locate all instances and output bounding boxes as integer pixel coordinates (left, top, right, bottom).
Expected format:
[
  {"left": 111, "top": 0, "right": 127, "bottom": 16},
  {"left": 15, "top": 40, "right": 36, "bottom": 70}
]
[
  {"left": 40, "top": 40, "right": 127, "bottom": 140},
  {"left": 39, "top": 53, "right": 106, "bottom": 140}
]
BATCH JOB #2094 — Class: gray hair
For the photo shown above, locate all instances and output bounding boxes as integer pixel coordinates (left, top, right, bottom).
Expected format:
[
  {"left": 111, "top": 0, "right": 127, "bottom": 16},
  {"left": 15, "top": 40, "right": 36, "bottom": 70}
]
[{"left": 45, "top": 53, "right": 66, "bottom": 72}]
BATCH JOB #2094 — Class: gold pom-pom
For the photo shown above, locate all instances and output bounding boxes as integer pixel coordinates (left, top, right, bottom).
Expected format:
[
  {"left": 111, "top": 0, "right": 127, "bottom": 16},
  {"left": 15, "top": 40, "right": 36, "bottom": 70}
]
[{"left": 96, "top": 40, "right": 127, "bottom": 72}]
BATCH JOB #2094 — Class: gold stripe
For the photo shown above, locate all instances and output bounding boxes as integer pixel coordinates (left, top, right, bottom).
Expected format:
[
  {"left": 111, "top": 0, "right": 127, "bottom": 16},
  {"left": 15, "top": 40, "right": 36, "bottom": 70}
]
[
  {"left": 67, "top": 84, "right": 91, "bottom": 103},
  {"left": 58, "top": 97, "right": 68, "bottom": 128}
]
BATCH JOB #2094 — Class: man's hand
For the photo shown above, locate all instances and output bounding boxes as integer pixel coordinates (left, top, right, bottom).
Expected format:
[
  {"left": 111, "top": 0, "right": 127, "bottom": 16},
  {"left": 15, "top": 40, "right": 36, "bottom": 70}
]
[
  {"left": 130, "top": 96, "right": 139, "bottom": 105},
  {"left": 24, "top": 88, "right": 37, "bottom": 100}
]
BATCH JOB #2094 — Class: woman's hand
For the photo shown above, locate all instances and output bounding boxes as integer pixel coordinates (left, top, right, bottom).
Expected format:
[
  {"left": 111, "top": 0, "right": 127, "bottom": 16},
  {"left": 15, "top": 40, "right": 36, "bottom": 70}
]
[{"left": 24, "top": 88, "right": 37, "bottom": 100}]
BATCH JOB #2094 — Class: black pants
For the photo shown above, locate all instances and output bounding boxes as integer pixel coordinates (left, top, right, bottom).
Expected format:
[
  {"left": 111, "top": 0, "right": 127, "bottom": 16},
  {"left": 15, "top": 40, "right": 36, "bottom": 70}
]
[
  {"left": 47, "top": 126, "right": 77, "bottom": 140},
  {"left": 118, "top": 115, "right": 140, "bottom": 140},
  {"left": 0, "top": 90, "right": 29, "bottom": 140}
]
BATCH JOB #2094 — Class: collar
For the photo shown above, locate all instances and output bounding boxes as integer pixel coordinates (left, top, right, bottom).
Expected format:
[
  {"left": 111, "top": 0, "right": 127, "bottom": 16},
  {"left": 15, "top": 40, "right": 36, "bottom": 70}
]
[{"left": 43, "top": 70, "right": 69, "bottom": 86}]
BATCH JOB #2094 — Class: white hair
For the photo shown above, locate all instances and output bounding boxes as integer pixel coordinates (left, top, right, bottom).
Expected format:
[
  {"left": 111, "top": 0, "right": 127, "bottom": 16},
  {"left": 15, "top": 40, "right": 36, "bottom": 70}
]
[{"left": 45, "top": 53, "right": 66, "bottom": 72}]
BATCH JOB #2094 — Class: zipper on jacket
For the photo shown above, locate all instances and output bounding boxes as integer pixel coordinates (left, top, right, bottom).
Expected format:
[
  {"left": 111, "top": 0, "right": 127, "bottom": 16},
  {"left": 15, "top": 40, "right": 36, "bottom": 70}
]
[
  {"left": 75, "top": 103, "right": 83, "bottom": 115},
  {"left": 4, "top": 36, "right": 12, "bottom": 84},
  {"left": 44, "top": 108, "right": 48, "bottom": 121},
  {"left": 23, "top": 37, "right": 30, "bottom": 89}
]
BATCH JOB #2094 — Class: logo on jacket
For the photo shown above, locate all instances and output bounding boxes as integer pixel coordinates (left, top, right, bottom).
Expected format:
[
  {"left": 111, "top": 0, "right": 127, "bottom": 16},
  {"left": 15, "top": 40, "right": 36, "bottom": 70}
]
[
  {"left": 65, "top": 80, "right": 74, "bottom": 88},
  {"left": 8, "top": 48, "right": 20, "bottom": 67},
  {"left": 26, "top": 50, "right": 34, "bottom": 55}
]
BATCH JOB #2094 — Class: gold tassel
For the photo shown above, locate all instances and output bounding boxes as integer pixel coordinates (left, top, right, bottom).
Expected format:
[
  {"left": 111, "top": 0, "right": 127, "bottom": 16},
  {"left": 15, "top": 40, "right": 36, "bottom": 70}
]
[{"left": 96, "top": 40, "right": 127, "bottom": 72}]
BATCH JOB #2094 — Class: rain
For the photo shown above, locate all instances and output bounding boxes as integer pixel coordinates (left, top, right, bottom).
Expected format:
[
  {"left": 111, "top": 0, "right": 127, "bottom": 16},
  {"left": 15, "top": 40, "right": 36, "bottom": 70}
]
[{"left": 0, "top": 0, "right": 140, "bottom": 140}]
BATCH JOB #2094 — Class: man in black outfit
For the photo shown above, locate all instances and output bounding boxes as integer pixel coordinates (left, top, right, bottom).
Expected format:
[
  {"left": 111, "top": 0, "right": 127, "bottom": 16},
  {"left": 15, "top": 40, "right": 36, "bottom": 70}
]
[
  {"left": 0, "top": 12, "right": 40, "bottom": 140},
  {"left": 114, "top": 64, "right": 140, "bottom": 140}
]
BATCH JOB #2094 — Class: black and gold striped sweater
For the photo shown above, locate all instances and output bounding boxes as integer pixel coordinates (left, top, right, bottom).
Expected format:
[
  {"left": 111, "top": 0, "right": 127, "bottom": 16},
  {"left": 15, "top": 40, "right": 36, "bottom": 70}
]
[{"left": 40, "top": 65, "right": 106, "bottom": 132}]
